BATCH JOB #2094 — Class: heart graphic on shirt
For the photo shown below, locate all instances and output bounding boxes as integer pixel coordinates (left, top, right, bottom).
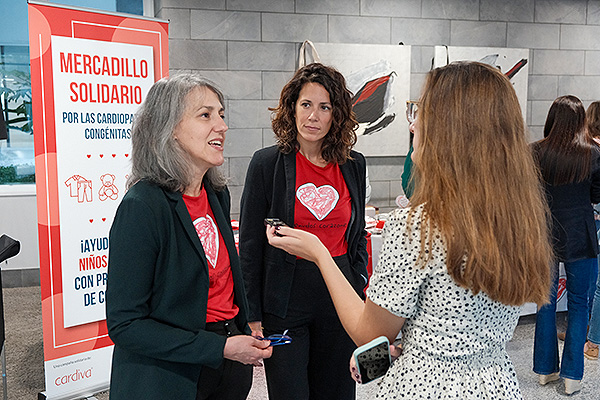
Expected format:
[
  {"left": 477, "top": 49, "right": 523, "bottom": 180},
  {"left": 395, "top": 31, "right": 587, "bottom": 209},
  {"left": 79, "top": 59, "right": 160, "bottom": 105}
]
[
  {"left": 193, "top": 215, "right": 219, "bottom": 268},
  {"left": 296, "top": 183, "right": 339, "bottom": 221}
]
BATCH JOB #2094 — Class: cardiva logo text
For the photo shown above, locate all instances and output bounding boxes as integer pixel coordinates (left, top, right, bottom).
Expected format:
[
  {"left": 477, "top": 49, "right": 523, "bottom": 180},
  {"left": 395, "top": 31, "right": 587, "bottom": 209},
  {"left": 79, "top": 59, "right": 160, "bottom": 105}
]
[{"left": 55, "top": 368, "right": 93, "bottom": 386}]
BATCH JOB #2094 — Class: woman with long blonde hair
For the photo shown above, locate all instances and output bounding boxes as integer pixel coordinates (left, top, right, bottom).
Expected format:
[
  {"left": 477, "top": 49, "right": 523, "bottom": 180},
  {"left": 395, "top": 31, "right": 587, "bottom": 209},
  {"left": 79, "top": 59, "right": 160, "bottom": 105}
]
[{"left": 266, "top": 61, "right": 553, "bottom": 399}]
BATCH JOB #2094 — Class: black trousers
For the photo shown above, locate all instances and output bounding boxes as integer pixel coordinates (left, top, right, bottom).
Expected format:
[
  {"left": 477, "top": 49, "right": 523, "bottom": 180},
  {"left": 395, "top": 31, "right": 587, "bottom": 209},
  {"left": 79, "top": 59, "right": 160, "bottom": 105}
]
[
  {"left": 262, "top": 255, "right": 359, "bottom": 400},
  {"left": 196, "top": 317, "right": 253, "bottom": 400}
]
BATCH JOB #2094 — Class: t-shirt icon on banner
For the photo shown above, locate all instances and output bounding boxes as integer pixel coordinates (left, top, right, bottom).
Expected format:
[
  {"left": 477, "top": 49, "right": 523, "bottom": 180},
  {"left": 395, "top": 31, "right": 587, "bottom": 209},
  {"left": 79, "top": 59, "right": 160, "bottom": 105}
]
[{"left": 65, "top": 175, "right": 93, "bottom": 203}]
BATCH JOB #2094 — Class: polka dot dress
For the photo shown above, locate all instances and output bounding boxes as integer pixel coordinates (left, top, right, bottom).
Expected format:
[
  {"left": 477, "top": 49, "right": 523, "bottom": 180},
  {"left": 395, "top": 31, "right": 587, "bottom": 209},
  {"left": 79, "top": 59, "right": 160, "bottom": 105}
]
[{"left": 367, "top": 206, "right": 523, "bottom": 399}]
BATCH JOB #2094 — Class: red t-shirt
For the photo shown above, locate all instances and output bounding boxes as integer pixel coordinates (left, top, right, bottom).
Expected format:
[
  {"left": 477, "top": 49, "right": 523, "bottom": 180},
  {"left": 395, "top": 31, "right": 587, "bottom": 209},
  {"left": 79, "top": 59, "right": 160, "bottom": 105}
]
[
  {"left": 183, "top": 188, "right": 239, "bottom": 323},
  {"left": 294, "top": 152, "right": 351, "bottom": 257}
]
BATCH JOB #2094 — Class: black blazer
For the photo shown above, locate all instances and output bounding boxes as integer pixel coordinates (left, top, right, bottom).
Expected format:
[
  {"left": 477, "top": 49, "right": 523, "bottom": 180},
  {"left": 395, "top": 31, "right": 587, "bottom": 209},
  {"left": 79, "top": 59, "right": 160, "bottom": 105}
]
[
  {"left": 239, "top": 145, "right": 368, "bottom": 321},
  {"left": 532, "top": 143, "right": 600, "bottom": 262},
  {"left": 106, "top": 179, "right": 250, "bottom": 400}
]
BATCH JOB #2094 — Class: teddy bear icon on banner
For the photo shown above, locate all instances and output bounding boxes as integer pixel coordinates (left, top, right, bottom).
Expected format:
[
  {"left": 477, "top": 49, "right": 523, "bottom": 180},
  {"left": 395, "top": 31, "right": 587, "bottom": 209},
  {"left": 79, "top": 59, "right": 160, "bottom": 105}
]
[{"left": 98, "top": 173, "right": 119, "bottom": 201}]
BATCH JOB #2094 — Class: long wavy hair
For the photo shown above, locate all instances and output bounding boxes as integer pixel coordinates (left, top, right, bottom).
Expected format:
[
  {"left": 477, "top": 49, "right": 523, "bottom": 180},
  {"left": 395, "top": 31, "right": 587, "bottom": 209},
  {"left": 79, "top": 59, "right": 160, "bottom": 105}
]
[
  {"left": 127, "top": 73, "right": 226, "bottom": 192},
  {"left": 533, "top": 95, "right": 595, "bottom": 186},
  {"left": 270, "top": 63, "right": 358, "bottom": 164},
  {"left": 410, "top": 61, "right": 552, "bottom": 306},
  {"left": 587, "top": 101, "right": 600, "bottom": 139}
]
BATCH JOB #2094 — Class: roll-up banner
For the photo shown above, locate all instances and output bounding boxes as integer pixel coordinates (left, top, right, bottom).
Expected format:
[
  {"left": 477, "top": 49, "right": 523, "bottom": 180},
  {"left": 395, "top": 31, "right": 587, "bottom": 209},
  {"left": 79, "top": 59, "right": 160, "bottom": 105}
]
[{"left": 27, "top": 2, "right": 168, "bottom": 398}]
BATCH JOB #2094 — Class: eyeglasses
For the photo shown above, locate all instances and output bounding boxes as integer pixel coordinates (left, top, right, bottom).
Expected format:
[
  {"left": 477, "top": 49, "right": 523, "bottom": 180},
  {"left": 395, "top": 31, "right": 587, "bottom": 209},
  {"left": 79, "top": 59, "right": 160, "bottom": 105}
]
[
  {"left": 256, "top": 329, "right": 292, "bottom": 346},
  {"left": 406, "top": 101, "right": 418, "bottom": 124}
]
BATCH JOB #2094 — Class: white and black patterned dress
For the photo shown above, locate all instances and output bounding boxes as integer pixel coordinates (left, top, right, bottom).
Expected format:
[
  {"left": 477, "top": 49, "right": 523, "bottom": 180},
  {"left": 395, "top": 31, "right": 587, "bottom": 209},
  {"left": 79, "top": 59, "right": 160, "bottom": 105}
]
[{"left": 367, "top": 206, "right": 522, "bottom": 399}]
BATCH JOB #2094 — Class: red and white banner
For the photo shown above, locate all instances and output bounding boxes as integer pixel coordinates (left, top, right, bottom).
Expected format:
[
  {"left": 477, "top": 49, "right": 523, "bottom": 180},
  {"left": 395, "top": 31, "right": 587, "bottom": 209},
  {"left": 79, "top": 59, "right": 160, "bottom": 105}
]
[{"left": 28, "top": 2, "right": 168, "bottom": 398}]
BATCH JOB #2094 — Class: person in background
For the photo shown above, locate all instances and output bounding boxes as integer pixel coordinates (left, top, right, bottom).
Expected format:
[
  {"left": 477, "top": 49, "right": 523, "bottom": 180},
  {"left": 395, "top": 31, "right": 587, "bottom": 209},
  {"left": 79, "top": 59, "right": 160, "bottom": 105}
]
[
  {"left": 400, "top": 147, "right": 414, "bottom": 199},
  {"left": 266, "top": 61, "right": 552, "bottom": 399},
  {"left": 585, "top": 100, "right": 600, "bottom": 361},
  {"left": 400, "top": 100, "right": 418, "bottom": 199},
  {"left": 588, "top": 101, "right": 600, "bottom": 144},
  {"left": 106, "top": 74, "right": 272, "bottom": 400},
  {"left": 532, "top": 95, "right": 600, "bottom": 395},
  {"left": 239, "top": 63, "right": 368, "bottom": 400}
]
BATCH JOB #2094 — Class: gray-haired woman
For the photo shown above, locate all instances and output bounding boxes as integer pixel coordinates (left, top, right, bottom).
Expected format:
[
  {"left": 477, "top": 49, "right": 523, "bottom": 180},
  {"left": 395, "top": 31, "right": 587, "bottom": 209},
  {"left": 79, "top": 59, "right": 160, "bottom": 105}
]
[{"left": 106, "top": 74, "right": 272, "bottom": 400}]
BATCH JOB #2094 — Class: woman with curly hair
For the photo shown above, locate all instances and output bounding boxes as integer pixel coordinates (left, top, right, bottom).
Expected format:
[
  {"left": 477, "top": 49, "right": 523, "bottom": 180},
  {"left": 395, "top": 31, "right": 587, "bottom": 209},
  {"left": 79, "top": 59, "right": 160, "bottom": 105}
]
[{"left": 239, "top": 63, "right": 368, "bottom": 400}]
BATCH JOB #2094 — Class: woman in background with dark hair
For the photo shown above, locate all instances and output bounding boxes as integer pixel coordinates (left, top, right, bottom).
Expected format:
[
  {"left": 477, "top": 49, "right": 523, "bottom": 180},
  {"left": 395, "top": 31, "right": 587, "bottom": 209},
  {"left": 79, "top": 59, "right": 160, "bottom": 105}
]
[
  {"left": 588, "top": 101, "right": 600, "bottom": 142},
  {"left": 532, "top": 95, "right": 600, "bottom": 395},
  {"left": 584, "top": 100, "right": 600, "bottom": 361},
  {"left": 239, "top": 63, "right": 368, "bottom": 400}
]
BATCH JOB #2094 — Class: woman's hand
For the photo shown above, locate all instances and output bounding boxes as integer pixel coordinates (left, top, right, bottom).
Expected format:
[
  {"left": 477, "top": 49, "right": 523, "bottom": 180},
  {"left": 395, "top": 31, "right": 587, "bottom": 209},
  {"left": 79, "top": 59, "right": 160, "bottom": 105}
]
[
  {"left": 265, "top": 225, "right": 328, "bottom": 263},
  {"left": 349, "top": 354, "right": 362, "bottom": 384},
  {"left": 223, "top": 335, "right": 273, "bottom": 367},
  {"left": 348, "top": 342, "right": 402, "bottom": 384},
  {"left": 248, "top": 321, "right": 264, "bottom": 338},
  {"left": 390, "top": 343, "right": 403, "bottom": 361}
]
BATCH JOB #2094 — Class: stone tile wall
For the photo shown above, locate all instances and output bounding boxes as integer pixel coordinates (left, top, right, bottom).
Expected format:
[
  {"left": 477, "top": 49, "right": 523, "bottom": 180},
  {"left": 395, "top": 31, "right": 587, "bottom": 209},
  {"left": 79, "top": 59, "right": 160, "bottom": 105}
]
[{"left": 156, "top": 0, "right": 600, "bottom": 216}]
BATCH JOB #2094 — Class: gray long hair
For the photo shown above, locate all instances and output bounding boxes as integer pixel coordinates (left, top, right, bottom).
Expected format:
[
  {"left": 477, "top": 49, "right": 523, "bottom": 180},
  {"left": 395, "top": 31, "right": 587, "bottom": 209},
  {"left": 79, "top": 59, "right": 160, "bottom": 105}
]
[{"left": 127, "top": 73, "right": 227, "bottom": 192}]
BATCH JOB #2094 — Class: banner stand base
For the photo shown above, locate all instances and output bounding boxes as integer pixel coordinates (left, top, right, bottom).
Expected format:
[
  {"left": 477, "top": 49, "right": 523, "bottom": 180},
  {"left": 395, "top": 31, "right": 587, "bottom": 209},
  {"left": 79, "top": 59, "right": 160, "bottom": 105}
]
[
  {"left": 1, "top": 344, "right": 7, "bottom": 400},
  {"left": 38, "top": 392, "right": 98, "bottom": 400}
]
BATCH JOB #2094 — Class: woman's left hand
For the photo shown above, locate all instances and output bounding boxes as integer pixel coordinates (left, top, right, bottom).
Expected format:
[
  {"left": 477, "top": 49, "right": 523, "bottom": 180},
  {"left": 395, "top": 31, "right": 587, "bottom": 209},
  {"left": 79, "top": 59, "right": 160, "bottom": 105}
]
[
  {"left": 390, "top": 343, "right": 403, "bottom": 361},
  {"left": 266, "top": 225, "right": 328, "bottom": 263},
  {"left": 223, "top": 335, "right": 273, "bottom": 367},
  {"left": 348, "top": 343, "right": 402, "bottom": 385},
  {"left": 349, "top": 355, "right": 362, "bottom": 384}
]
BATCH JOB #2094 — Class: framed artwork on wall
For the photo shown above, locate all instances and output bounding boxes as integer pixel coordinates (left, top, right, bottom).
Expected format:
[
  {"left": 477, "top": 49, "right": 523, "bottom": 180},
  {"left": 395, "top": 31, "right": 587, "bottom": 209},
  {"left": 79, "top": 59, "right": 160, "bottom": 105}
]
[{"left": 309, "top": 43, "right": 411, "bottom": 157}]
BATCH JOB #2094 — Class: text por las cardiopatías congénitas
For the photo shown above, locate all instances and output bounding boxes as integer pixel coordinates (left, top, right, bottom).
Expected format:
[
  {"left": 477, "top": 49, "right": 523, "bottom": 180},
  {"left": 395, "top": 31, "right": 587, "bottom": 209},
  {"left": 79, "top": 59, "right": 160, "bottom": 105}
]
[
  {"left": 62, "top": 112, "right": 134, "bottom": 140},
  {"left": 60, "top": 52, "right": 148, "bottom": 104},
  {"left": 76, "top": 237, "right": 108, "bottom": 307}
]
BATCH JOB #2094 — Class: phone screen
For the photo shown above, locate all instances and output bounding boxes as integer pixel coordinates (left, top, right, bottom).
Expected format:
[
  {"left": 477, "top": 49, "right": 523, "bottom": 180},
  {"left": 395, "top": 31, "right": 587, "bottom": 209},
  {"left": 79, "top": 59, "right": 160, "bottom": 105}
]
[{"left": 355, "top": 341, "right": 391, "bottom": 384}]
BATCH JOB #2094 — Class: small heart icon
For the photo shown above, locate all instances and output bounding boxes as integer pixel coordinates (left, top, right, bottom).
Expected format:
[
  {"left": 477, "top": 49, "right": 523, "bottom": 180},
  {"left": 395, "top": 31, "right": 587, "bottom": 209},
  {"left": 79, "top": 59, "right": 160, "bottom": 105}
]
[
  {"left": 125, "top": 154, "right": 129, "bottom": 157},
  {"left": 102, "top": 218, "right": 106, "bottom": 222},
  {"left": 99, "top": 154, "right": 104, "bottom": 158},
  {"left": 89, "top": 219, "right": 93, "bottom": 223},
  {"left": 112, "top": 154, "right": 116, "bottom": 158},
  {"left": 86, "top": 154, "right": 91, "bottom": 158}
]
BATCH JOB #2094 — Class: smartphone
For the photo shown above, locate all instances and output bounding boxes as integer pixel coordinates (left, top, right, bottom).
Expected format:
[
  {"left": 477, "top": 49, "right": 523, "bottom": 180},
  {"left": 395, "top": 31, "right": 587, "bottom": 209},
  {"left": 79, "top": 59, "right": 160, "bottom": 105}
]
[
  {"left": 264, "top": 218, "right": 288, "bottom": 236},
  {"left": 353, "top": 336, "right": 391, "bottom": 384},
  {"left": 264, "top": 218, "right": 287, "bottom": 227}
]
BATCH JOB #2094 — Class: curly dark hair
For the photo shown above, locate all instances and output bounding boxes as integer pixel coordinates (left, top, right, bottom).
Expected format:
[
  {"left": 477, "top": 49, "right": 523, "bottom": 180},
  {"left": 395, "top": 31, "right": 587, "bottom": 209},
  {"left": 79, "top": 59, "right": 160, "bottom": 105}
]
[{"left": 271, "top": 63, "right": 358, "bottom": 164}]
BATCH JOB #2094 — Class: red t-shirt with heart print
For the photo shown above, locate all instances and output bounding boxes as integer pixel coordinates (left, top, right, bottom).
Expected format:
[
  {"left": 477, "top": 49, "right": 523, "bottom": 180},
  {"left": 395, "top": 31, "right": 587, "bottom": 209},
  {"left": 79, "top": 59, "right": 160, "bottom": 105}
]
[
  {"left": 294, "top": 151, "right": 351, "bottom": 257},
  {"left": 183, "top": 188, "right": 239, "bottom": 323}
]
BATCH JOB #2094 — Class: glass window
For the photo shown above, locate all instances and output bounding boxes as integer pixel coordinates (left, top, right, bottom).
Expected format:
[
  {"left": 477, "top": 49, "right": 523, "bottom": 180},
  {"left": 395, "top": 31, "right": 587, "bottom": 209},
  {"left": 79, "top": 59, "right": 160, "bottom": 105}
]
[
  {"left": 0, "top": 0, "right": 143, "bottom": 188},
  {"left": 0, "top": 45, "right": 34, "bottom": 185}
]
